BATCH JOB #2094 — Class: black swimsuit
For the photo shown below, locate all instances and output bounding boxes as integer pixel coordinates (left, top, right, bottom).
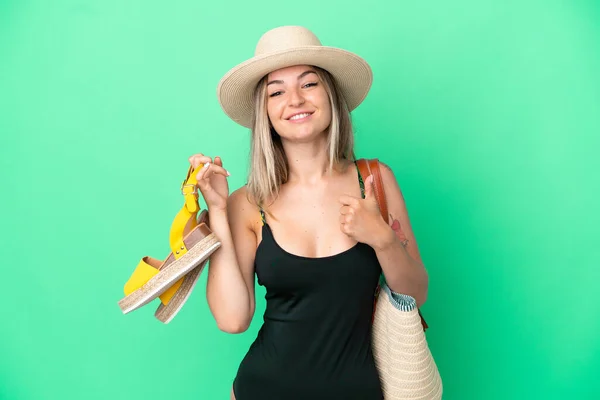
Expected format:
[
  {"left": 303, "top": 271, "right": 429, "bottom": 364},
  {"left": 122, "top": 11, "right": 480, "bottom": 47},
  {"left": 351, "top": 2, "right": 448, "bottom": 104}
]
[{"left": 232, "top": 165, "right": 384, "bottom": 400}]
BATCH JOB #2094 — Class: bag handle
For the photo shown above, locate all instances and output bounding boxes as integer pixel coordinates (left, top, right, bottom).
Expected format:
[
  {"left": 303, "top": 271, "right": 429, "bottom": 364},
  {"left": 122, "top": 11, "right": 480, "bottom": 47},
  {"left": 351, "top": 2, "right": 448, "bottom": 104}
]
[{"left": 356, "top": 158, "right": 429, "bottom": 331}]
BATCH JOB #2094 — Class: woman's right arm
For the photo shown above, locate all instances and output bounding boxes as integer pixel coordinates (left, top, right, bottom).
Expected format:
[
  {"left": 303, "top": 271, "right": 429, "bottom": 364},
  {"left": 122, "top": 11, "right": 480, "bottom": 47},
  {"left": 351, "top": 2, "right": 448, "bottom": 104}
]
[
  {"left": 190, "top": 154, "right": 256, "bottom": 334},
  {"left": 205, "top": 189, "right": 257, "bottom": 333}
]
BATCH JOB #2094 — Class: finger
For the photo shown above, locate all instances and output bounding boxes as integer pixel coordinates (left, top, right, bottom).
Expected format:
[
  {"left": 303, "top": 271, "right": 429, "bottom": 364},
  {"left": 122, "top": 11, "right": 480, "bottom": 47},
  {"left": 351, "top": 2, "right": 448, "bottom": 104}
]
[
  {"left": 189, "top": 155, "right": 212, "bottom": 169},
  {"left": 205, "top": 163, "right": 231, "bottom": 177},
  {"left": 339, "top": 195, "right": 359, "bottom": 207},
  {"left": 189, "top": 154, "right": 213, "bottom": 169},
  {"left": 195, "top": 162, "right": 211, "bottom": 182},
  {"left": 339, "top": 214, "right": 352, "bottom": 224},
  {"left": 188, "top": 153, "right": 204, "bottom": 163},
  {"left": 340, "top": 222, "right": 352, "bottom": 235},
  {"left": 339, "top": 205, "right": 354, "bottom": 215},
  {"left": 196, "top": 163, "right": 230, "bottom": 181},
  {"left": 213, "top": 157, "right": 231, "bottom": 176}
]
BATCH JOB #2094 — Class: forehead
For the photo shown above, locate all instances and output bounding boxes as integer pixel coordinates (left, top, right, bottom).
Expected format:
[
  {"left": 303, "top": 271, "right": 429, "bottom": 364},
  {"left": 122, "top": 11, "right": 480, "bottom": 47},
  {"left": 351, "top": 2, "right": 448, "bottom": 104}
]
[{"left": 267, "top": 64, "right": 315, "bottom": 81}]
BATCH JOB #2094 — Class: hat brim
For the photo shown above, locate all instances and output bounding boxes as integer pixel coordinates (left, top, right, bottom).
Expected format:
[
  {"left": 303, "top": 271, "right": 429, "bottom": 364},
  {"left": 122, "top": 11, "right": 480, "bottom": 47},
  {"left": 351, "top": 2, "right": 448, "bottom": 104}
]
[{"left": 217, "top": 46, "right": 373, "bottom": 128}]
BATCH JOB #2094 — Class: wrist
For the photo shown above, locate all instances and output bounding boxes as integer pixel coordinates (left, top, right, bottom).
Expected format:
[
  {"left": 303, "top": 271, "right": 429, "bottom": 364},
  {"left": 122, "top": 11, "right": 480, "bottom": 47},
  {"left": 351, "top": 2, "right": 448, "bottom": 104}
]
[
  {"left": 372, "top": 223, "right": 396, "bottom": 252},
  {"left": 207, "top": 206, "right": 228, "bottom": 220}
]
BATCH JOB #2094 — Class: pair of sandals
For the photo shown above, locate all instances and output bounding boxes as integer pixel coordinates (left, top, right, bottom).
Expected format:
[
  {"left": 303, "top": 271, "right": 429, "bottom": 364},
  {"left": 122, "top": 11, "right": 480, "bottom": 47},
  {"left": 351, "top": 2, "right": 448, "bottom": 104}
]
[{"left": 117, "top": 164, "right": 221, "bottom": 323}]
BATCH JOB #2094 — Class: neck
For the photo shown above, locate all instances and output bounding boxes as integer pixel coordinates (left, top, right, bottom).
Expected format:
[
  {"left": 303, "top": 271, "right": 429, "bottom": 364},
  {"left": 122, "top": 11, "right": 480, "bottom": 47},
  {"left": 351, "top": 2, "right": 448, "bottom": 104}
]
[{"left": 281, "top": 135, "right": 342, "bottom": 185}]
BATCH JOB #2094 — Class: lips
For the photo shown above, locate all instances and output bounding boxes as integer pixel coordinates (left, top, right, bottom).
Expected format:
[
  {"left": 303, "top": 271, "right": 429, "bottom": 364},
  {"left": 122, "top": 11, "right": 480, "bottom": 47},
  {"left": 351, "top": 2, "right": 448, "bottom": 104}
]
[{"left": 286, "top": 111, "right": 314, "bottom": 121}]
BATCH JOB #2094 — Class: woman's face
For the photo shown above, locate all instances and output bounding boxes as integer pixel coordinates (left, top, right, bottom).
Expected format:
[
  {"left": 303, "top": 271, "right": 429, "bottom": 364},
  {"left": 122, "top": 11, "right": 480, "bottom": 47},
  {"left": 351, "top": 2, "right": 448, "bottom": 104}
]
[{"left": 265, "top": 65, "right": 332, "bottom": 142}]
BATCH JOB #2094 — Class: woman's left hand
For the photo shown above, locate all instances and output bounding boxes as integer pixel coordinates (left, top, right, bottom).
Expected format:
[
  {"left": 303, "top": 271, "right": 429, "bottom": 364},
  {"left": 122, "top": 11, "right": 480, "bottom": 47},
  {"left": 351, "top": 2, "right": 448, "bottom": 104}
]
[{"left": 339, "top": 175, "right": 395, "bottom": 250}]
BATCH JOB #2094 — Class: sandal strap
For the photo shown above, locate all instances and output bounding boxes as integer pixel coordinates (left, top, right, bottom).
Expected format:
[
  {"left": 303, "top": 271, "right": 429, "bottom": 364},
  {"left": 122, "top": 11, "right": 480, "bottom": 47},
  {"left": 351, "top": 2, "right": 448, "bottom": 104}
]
[
  {"left": 169, "top": 164, "right": 205, "bottom": 258},
  {"left": 123, "top": 164, "right": 206, "bottom": 306},
  {"left": 124, "top": 257, "right": 161, "bottom": 296}
]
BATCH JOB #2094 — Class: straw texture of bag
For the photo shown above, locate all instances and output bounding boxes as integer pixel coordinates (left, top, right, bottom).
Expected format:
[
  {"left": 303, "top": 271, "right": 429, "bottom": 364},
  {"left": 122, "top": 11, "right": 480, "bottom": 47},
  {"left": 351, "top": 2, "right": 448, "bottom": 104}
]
[{"left": 371, "top": 284, "right": 443, "bottom": 400}]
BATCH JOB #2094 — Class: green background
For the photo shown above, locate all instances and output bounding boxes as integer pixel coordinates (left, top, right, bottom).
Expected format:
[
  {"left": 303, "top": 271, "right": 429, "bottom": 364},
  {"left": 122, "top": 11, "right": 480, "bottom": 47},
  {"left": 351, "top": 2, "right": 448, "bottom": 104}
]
[{"left": 1, "top": 0, "right": 599, "bottom": 399}]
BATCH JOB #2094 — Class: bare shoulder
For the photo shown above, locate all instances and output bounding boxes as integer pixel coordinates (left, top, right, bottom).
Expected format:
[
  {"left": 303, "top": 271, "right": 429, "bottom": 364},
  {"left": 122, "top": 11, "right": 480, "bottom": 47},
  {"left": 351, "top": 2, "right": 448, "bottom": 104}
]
[
  {"left": 228, "top": 185, "right": 253, "bottom": 210},
  {"left": 227, "top": 185, "right": 262, "bottom": 232},
  {"left": 377, "top": 160, "right": 407, "bottom": 203},
  {"left": 378, "top": 161, "right": 402, "bottom": 192}
]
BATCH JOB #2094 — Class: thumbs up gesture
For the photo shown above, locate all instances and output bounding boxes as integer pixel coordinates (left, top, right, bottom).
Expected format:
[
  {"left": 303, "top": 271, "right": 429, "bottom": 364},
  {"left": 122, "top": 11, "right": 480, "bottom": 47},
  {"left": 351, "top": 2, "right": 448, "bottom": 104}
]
[{"left": 339, "top": 175, "right": 394, "bottom": 250}]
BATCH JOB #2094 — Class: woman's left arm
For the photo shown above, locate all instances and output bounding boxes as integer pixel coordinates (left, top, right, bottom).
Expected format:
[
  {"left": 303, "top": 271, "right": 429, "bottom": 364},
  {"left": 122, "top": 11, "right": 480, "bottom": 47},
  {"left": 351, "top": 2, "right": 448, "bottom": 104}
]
[{"left": 371, "top": 162, "right": 429, "bottom": 306}]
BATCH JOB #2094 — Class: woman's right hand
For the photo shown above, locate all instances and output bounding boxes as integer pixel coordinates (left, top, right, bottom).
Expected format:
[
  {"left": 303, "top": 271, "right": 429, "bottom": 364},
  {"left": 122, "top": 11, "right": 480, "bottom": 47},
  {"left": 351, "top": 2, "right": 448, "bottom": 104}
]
[{"left": 188, "top": 153, "right": 231, "bottom": 211}]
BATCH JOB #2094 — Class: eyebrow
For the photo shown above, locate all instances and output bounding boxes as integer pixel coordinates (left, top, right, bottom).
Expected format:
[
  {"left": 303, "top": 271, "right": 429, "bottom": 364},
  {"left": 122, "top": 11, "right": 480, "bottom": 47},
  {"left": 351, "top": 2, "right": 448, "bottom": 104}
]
[{"left": 267, "top": 70, "right": 317, "bottom": 86}]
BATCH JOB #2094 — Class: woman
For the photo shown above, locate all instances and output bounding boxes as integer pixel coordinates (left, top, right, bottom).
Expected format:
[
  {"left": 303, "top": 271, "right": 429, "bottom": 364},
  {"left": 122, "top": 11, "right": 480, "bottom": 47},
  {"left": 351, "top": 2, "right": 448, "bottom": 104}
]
[{"left": 189, "top": 26, "right": 429, "bottom": 399}]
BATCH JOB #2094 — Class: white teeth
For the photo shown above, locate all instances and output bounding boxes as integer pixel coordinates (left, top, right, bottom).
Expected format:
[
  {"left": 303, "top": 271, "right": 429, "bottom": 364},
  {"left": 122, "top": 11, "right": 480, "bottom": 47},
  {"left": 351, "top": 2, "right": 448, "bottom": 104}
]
[{"left": 289, "top": 112, "right": 311, "bottom": 120}]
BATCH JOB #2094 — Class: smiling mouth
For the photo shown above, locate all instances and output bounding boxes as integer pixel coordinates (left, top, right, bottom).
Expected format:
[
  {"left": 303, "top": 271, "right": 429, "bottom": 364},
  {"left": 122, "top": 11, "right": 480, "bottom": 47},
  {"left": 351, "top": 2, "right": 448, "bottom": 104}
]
[{"left": 287, "top": 112, "right": 314, "bottom": 121}]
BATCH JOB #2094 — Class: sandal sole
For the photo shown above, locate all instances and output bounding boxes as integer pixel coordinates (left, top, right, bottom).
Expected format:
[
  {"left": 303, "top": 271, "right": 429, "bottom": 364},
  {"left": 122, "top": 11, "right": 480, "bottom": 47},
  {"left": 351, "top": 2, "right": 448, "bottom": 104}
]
[
  {"left": 154, "top": 259, "right": 207, "bottom": 323},
  {"left": 153, "top": 210, "right": 212, "bottom": 323},
  {"left": 118, "top": 229, "right": 220, "bottom": 314}
]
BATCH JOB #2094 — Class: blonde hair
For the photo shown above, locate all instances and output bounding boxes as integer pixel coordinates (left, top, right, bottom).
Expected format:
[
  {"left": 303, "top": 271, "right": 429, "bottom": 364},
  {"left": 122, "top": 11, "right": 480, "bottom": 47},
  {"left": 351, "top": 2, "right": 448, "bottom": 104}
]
[{"left": 246, "top": 66, "right": 355, "bottom": 209}]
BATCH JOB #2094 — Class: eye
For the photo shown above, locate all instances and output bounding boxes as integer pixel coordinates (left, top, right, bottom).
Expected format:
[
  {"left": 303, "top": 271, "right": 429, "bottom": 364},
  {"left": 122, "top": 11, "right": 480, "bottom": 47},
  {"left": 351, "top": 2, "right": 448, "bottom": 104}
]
[
  {"left": 269, "top": 91, "right": 282, "bottom": 97},
  {"left": 303, "top": 82, "right": 318, "bottom": 88}
]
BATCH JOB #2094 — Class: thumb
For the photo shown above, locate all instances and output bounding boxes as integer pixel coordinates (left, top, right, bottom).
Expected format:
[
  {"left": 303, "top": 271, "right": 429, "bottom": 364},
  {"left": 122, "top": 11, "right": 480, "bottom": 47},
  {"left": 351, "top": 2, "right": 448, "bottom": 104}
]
[{"left": 364, "top": 175, "right": 375, "bottom": 200}]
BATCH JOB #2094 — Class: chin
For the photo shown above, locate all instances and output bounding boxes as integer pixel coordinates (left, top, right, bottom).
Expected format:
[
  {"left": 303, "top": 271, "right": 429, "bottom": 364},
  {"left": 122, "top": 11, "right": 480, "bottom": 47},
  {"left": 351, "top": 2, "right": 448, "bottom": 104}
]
[
  {"left": 278, "top": 122, "right": 329, "bottom": 142},
  {"left": 285, "top": 128, "right": 325, "bottom": 143}
]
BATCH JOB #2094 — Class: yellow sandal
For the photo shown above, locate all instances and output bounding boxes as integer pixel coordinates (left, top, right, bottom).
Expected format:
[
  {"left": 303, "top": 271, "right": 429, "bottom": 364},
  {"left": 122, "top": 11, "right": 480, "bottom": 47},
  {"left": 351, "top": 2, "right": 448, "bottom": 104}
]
[
  {"left": 154, "top": 209, "right": 211, "bottom": 323},
  {"left": 118, "top": 164, "right": 221, "bottom": 320}
]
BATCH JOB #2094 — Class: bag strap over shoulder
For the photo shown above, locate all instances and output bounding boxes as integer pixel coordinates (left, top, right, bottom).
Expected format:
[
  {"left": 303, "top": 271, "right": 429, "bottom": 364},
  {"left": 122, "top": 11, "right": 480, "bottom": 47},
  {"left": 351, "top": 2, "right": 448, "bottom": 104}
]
[{"left": 356, "top": 158, "right": 388, "bottom": 224}]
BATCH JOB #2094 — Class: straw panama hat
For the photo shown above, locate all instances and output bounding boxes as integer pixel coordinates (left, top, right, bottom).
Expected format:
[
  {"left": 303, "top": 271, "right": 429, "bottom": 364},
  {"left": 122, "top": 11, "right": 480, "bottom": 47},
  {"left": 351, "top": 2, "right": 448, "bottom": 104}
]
[{"left": 216, "top": 25, "right": 373, "bottom": 128}]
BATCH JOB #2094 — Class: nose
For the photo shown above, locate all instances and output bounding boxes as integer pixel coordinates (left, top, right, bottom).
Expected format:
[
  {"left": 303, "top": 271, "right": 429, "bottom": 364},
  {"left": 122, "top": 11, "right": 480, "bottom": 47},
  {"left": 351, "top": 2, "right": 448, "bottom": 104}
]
[{"left": 288, "top": 87, "right": 305, "bottom": 107}]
